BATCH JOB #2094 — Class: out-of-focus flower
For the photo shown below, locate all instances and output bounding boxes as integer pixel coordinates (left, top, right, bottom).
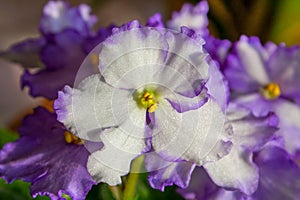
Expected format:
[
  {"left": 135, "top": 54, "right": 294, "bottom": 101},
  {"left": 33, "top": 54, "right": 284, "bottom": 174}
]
[
  {"left": 224, "top": 35, "right": 300, "bottom": 158},
  {"left": 40, "top": 0, "right": 97, "bottom": 36},
  {"left": 1, "top": 0, "right": 112, "bottom": 99},
  {"left": 0, "top": 107, "right": 101, "bottom": 200},
  {"left": 146, "top": 103, "right": 278, "bottom": 195},
  {"left": 54, "top": 21, "right": 232, "bottom": 186},
  {"left": 167, "top": 1, "right": 209, "bottom": 36}
]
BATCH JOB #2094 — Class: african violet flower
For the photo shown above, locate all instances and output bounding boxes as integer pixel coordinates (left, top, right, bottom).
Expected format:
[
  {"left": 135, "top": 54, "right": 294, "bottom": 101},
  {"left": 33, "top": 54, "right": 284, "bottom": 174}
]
[
  {"left": 0, "top": 107, "right": 101, "bottom": 200},
  {"left": 54, "top": 20, "right": 232, "bottom": 186},
  {"left": 177, "top": 146, "right": 300, "bottom": 200},
  {"left": 224, "top": 35, "right": 300, "bottom": 158},
  {"left": 146, "top": 103, "right": 278, "bottom": 195},
  {"left": 1, "top": 0, "right": 112, "bottom": 99}
]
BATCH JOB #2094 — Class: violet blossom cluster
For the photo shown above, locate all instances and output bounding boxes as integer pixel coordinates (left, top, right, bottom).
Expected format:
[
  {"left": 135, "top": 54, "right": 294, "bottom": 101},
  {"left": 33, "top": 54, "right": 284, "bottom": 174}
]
[{"left": 1, "top": 1, "right": 300, "bottom": 200}]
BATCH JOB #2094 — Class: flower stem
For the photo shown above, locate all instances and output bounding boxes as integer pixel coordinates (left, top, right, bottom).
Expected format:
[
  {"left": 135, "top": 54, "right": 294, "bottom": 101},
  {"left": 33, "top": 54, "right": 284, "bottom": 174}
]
[
  {"left": 109, "top": 185, "right": 122, "bottom": 200},
  {"left": 122, "top": 155, "right": 144, "bottom": 200}
]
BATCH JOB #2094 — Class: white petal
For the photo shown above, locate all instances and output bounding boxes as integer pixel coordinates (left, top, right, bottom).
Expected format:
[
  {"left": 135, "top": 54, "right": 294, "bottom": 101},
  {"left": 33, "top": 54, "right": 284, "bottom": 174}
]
[
  {"left": 99, "top": 28, "right": 168, "bottom": 89},
  {"left": 226, "top": 103, "right": 277, "bottom": 149},
  {"left": 163, "top": 31, "right": 209, "bottom": 96},
  {"left": 272, "top": 100, "right": 300, "bottom": 155},
  {"left": 87, "top": 145, "right": 138, "bottom": 185},
  {"left": 145, "top": 153, "right": 196, "bottom": 190},
  {"left": 204, "top": 146, "right": 259, "bottom": 195},
  {"left": 237, "top": 38, "right": 270, "bottom": 85},
  {"left": 55, "top": 74, "right": 146, "bottom": 143},
  {"left": 152, "top": 99, "right": 231, "bottom": 165},
  {"left": 100, "top": 108, "right": 148, "bottom": 155}
]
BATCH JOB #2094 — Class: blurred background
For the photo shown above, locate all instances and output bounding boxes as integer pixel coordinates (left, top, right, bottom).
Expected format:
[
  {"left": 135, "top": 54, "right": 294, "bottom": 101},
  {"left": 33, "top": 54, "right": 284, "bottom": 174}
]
[{"left": 0, "top": 0, "right": 299, "bottom": 199}]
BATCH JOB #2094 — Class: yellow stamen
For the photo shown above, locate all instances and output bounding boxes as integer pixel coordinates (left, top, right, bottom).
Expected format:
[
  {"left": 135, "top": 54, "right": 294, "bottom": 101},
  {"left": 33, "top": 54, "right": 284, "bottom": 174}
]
[
  {"left": 64, "top": 131, "right": 84, "bottom": 145},
  {"left": 148, "top": 104, "right": 157, "bottom": 113},
  {"left": 260, "top": 83, "right": 281, "bottom": 100},
  {"left": 135, "top": 90, "right": 159, "bottom": 113}
]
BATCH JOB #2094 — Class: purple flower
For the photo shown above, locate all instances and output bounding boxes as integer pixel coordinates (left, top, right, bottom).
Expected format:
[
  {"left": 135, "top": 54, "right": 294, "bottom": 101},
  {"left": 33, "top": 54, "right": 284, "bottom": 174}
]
[
  {"left": 224, "top": 35, "right": 300, "bottom": 158},
  {"left": 1, "top": 1, "right": 112, "bottom": 99},
  {"left": 0, "top": 107, "right": 100, "bottom": 200},
  {"left": 40, "top": 0, "right": 97, "bottom": 36},
  {"left": 54, "top": 21, "right": 232, "bottom": 186}
]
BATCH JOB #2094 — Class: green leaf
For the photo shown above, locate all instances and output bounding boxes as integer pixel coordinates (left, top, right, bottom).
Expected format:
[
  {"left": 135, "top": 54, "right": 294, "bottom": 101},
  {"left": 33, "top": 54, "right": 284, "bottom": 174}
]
[
  {"left": 0, "top": 129, "right": 19, "bottom": 149},
  {"left": 134, "top": 173, "right": 185, "bottom": 200},
  {"left": 0, "top": 179, "right": 49, "bottom": 200}
]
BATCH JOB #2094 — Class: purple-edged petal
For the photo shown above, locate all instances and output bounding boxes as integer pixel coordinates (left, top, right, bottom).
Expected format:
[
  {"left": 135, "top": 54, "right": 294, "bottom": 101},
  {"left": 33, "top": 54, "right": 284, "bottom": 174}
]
[
  {"left": 83, "top": 25, "right": 115, "bottom": 53},
  {"left": 0, "top": 107, "right": 96, "bottom": 200},
  {"left": 152, "top": 99, "right": 232, "bottom": 165},
  {"left": 167, "top": 1, "right": 209, "bottom": 36},
  {"left": 226, "top": 103, "right": 278, "bottom": 150},
  {"left": 164, "top": 84, "right": 208, "bottom": 113},
  {"left": 206, "top": 61, "right": 229, "bottom": 112},
  {"left": 267, "top": 46, "right": 300, "bottom": 104},
  {"left": 252, "top": 146, "right": 300, "bottom": 200},
  {"left": 99, "top": 24, "right": 169, "bottom": 90},
  {"left": 204, "top": 146, "right": 259, "bottom": 195},
  {"left": 177, "top": 167, "right": 248, "bottom": 200},
  {"left": 204, "top": 103, "right": 277, "bottom": 195},
  {"left": 55, "top": 74, "right": 148, "bottom": 155},
  {"left": 236, "top": 94, "right": 300, "bottom": 158},
  {"left": 40, "top": 1, "right": 97, "bottom": 35},
  {"left": 162, "top": 27, "right": 209, "bottom": 97},
  {"left": 234, "top": 93, "right": 274, "bottom": 117},
  {"left": 145, "top": 153, "right": 195, "bottom": 191},
  {"left": 100, "top": 25, "right": 209, "bottom": 99}
]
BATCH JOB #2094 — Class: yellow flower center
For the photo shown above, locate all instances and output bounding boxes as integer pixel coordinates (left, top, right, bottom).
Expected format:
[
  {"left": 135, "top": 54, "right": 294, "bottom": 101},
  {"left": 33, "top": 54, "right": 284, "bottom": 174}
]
[
  {"left": 260, "top": 83, "right": 281, "bottom": 100},
  {"left": 64, "top": 131, "right": 84, "bottom": 145},
  {"left": 135, "top": 90, "right": 159, "bottom": 113}
]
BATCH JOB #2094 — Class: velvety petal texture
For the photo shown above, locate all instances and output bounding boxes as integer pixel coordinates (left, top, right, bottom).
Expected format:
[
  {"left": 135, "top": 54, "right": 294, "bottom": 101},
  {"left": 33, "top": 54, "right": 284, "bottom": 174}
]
[{"left": 0, "top": 107, "right": 96, "bottom": 200}]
